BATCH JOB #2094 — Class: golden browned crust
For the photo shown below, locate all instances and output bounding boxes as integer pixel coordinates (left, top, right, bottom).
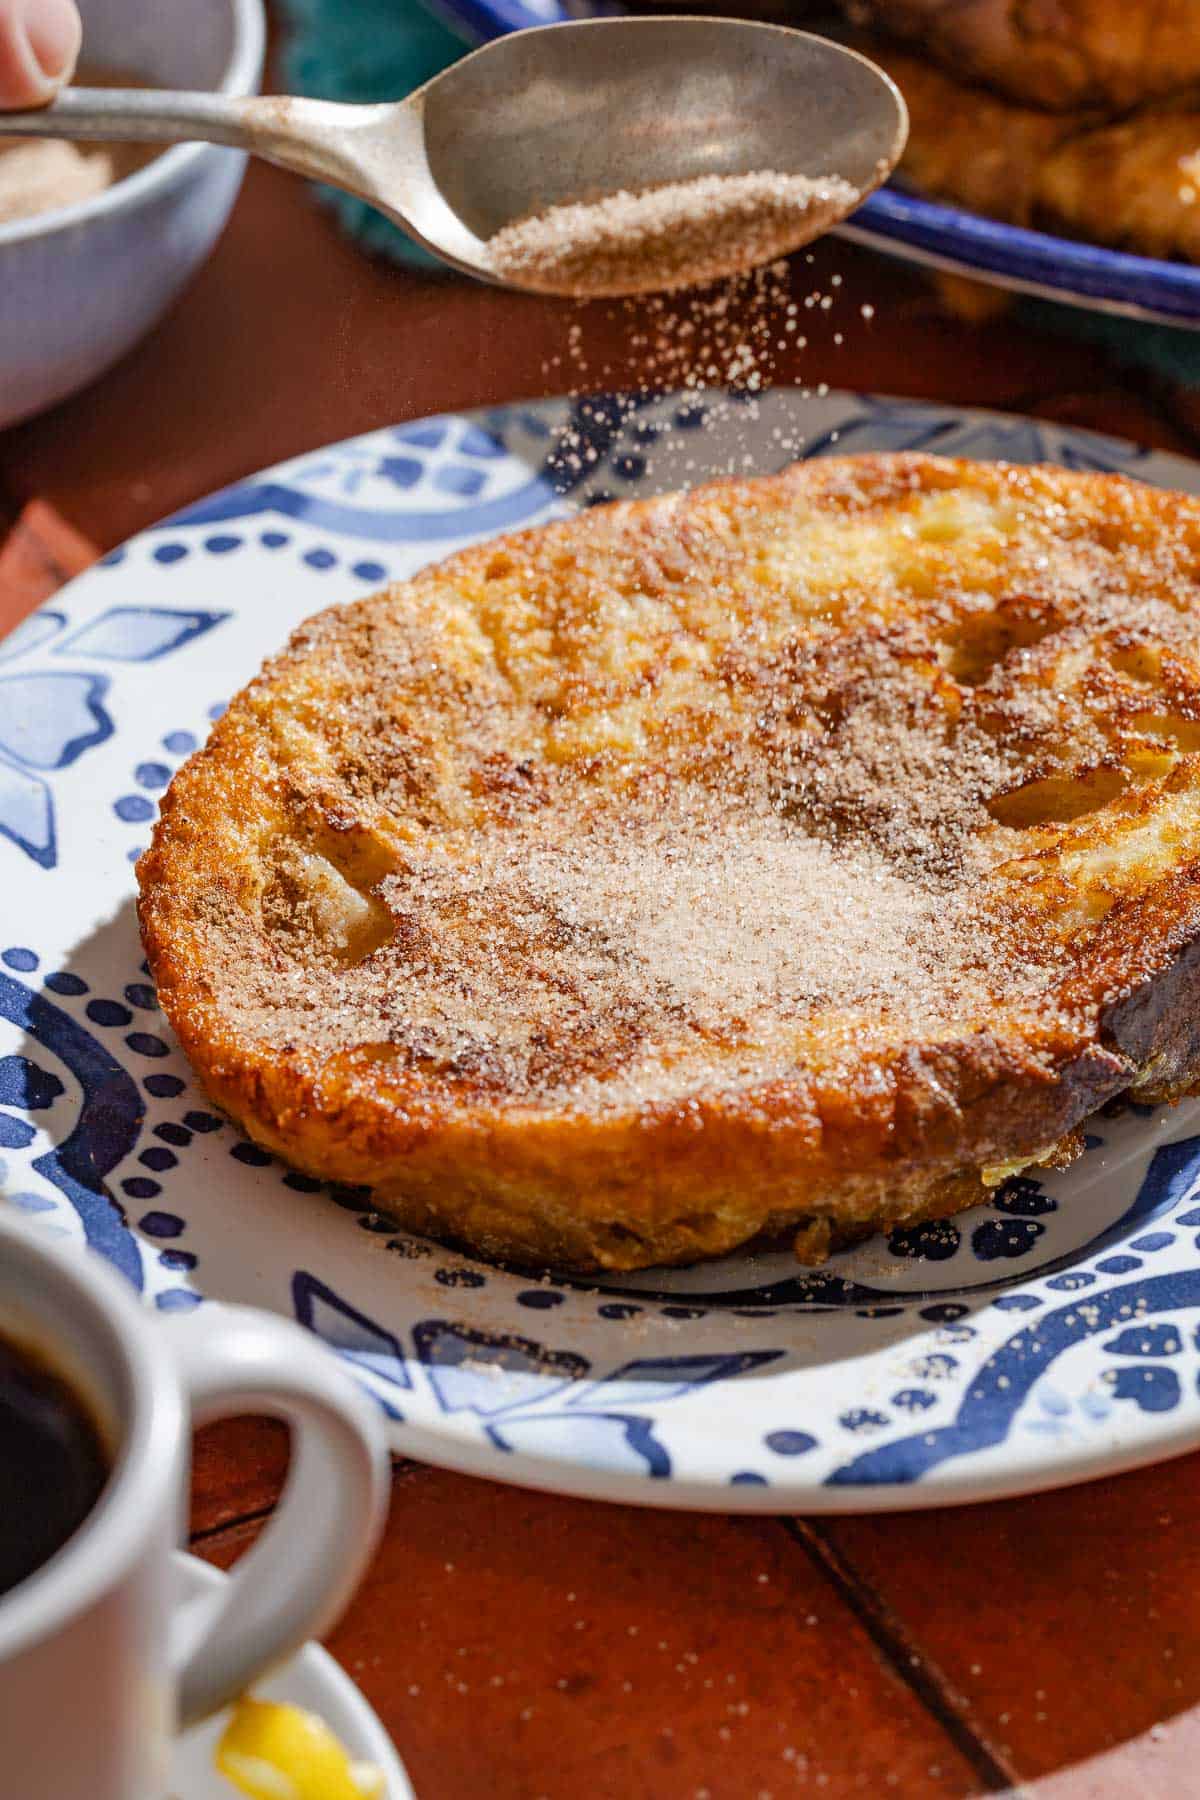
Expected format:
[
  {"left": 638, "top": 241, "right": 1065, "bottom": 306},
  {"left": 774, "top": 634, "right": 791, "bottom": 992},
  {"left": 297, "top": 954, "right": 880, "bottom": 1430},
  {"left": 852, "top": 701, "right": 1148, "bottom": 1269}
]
[
  {"left": 138, "top": 454, "right": 1200, "bottom": 1271},
  {"left": 857, "top": 37, "right": 1200, "bottom": 265},
  {"left": 845, "top": 0, "right": 1200, "bottom": 111},
  {"left": 1037, "top": 110, "right": 1200, "bottom": 265}
]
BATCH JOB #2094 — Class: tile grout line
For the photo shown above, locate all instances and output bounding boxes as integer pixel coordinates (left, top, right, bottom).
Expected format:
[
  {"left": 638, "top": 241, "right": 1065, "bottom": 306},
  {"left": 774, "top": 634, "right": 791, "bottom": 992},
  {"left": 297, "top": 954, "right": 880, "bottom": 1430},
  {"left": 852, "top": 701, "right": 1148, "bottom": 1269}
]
[
  {"left": 782, "top": 1517, "right": 1030, "bottom": 1798},
  {"left": 187, "top": 1455, "right": 425, "bottom": 1547},
  {"left": 189, "top": 1501, "right": 277, "bottom": 1547}
]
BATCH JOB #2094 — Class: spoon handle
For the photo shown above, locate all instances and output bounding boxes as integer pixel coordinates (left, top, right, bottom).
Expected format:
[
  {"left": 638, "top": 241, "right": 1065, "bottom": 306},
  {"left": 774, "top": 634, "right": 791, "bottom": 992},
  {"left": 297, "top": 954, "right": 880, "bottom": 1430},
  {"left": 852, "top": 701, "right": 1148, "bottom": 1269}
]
[
  {"left": 0, "top": 87, "right": 254, "bottom": 149},
  {"left": 0, "top": 88, "right": 393, "bottom": 190}
]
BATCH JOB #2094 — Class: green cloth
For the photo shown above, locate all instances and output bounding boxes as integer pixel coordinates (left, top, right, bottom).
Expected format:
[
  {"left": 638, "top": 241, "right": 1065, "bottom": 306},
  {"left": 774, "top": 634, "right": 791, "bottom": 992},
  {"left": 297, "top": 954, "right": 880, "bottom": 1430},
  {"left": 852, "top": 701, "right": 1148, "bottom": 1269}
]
[{"left": 279, "top": 0, "right": 468, "bottom": 269}]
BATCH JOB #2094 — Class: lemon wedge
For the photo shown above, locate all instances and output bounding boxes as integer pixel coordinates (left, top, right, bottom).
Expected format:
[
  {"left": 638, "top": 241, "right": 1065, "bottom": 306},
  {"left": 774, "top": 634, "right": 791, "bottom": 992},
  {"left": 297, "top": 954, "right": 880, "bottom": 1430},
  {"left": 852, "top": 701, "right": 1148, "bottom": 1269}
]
[{"left": 216, "top": 1697, "right": 385, "bottom": 1800}]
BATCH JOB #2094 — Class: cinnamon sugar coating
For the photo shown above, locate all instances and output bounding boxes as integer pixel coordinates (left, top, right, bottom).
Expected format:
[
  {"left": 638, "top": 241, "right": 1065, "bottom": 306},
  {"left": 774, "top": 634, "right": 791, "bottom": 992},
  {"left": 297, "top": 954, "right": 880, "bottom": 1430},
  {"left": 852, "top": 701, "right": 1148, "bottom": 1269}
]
[
  {"left": 138, "top": 454, "right": 1200, "bottom": 1270},
  {"left": 486, "top": 172, "right": 858, "bottom": 298}
]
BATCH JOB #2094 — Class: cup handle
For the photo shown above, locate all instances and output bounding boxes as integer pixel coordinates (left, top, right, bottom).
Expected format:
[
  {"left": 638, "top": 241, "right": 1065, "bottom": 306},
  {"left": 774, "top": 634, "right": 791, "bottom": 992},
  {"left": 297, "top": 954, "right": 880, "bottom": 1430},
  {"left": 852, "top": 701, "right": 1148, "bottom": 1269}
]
[{"left": 161, "top": 1303, "right": 390, "bottom": 1727}]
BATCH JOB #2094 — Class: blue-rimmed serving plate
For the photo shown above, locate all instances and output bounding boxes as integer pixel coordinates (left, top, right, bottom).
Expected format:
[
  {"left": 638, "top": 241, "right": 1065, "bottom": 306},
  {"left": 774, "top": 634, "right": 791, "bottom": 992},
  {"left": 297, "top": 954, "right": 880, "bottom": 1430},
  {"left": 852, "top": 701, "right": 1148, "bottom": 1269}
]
[
  {"left": 427, "top": 0, "right": 1200, "bottom": 328},
  {"left": 6, "top": 386, "right": 1200, "bottom": 1512}
]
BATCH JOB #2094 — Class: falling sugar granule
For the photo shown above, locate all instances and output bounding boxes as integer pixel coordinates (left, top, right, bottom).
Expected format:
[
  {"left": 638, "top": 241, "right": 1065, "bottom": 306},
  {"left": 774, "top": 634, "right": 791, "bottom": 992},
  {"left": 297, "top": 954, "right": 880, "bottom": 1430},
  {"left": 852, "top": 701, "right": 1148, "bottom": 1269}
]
[
  {"left": 543, "top": 255, "right": 841, "bottom": 485},
  {"left": 488, "top": 169, "right": 859, "bottom": 298}
]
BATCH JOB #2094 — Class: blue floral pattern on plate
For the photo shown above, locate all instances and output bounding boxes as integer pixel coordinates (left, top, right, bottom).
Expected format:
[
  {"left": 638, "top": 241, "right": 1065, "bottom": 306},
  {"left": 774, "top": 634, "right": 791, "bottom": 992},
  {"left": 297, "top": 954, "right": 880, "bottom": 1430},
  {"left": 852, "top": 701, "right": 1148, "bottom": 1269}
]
[{"left": 4, "top": 388, "right": 1200, "bottom": 1511}]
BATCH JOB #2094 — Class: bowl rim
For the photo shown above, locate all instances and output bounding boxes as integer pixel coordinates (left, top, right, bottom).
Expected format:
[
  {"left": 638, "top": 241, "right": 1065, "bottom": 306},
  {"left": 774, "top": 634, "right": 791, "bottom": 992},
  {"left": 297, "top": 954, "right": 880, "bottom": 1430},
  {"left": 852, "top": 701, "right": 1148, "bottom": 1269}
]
[{"left": 0, "top": 0, "right": 266, "bottom": 250}]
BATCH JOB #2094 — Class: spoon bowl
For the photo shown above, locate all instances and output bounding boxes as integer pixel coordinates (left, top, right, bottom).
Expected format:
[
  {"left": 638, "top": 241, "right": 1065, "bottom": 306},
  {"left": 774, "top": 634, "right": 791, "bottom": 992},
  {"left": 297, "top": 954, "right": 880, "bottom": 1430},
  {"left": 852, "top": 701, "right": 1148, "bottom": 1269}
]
[
  {"left": 414, "top": 18, "right": 908, "bottom": 282},
  {"left": 0, "top": 17, "right": 907, "bottom": 296}
]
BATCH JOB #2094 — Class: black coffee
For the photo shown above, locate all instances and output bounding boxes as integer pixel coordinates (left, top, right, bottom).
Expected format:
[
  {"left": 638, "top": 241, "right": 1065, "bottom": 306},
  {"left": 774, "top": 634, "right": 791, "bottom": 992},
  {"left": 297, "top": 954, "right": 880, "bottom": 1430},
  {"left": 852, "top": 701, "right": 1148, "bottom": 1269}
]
[{"left": 0, "top": 1332, "right": 109, "bottom": 1599}]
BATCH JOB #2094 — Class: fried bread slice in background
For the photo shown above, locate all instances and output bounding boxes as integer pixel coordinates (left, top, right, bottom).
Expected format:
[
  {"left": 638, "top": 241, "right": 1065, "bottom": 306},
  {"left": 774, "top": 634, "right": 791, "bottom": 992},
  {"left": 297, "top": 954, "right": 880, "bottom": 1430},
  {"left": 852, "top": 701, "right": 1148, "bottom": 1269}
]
[
  {"left": 844, "top": 0, "right": 1200, "bottom": 111},
  {"left": 138, "top": 455, "right": 1200, "bottom": 1271},
  {"left": 862, "top": 39, "right": 1200, "bottom": 264}
]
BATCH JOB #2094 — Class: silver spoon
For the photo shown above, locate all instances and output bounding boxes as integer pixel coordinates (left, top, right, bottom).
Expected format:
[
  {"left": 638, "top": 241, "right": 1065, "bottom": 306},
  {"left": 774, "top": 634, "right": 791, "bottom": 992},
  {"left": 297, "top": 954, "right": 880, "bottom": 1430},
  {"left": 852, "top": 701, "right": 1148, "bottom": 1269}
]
[{"left": 0, "top": 17, "right": 907, "bottom": 296}]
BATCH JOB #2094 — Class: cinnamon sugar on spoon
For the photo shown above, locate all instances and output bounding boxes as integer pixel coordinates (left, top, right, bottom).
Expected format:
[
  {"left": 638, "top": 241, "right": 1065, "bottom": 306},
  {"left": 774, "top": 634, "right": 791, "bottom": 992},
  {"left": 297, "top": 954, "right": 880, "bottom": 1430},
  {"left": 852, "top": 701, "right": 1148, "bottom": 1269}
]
[{"left": 486, "top": 169, "right": 860, "bottom": 298}]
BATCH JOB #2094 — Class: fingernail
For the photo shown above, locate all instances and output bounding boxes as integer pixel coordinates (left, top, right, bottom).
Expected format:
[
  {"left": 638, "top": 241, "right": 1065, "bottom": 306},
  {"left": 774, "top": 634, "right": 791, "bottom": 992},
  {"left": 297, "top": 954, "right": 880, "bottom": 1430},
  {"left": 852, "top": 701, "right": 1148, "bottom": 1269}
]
[{"left": 21, "top": 0, "right": 80, "bottom": 83}]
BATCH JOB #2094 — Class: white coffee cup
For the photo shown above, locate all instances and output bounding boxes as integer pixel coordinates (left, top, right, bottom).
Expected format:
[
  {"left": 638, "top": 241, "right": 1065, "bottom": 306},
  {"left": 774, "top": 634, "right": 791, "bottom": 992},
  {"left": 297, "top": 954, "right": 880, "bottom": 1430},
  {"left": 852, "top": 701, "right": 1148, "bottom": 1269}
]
[{"left": 0, "top": 1207, "right": 391, "bottom": 1799}]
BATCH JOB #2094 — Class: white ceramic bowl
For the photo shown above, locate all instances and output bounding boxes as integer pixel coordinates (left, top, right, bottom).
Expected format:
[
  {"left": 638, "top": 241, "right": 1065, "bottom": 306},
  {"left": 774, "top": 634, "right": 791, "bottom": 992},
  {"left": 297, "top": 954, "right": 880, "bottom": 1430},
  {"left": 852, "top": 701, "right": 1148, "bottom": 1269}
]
[{"left": 0, "top": 0, "right": 264, "bottom": 428}]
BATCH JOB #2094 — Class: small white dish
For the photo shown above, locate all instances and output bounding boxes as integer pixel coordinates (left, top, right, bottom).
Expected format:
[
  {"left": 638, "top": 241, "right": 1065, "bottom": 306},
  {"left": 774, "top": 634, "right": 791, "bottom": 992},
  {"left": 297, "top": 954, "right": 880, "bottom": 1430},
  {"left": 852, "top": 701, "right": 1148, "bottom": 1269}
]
[
  {"left": 0, "top": 0, "right": 264, "bottom": 429},
  {"left": 172, "top": 1553, "right": 414, "bottom": 1800}
]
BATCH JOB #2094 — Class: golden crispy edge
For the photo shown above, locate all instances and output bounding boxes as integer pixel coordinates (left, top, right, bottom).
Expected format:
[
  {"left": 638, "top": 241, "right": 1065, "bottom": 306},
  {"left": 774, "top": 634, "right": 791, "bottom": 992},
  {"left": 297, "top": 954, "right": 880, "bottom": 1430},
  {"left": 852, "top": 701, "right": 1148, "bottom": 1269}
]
[{"left": 138, "top": 453, "right": 1200, "bottom": 1271}]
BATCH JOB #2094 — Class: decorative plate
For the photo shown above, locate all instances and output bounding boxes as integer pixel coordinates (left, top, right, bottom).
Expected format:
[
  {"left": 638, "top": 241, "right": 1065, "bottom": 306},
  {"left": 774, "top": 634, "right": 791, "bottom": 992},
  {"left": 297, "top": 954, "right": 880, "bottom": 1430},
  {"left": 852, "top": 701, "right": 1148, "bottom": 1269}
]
[
  {"left": 431, "top": 0, "right": 1200, "bottom": 328},
  {"left": 6, "top": 388, "right": 1200, "bottom": 1513}
]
